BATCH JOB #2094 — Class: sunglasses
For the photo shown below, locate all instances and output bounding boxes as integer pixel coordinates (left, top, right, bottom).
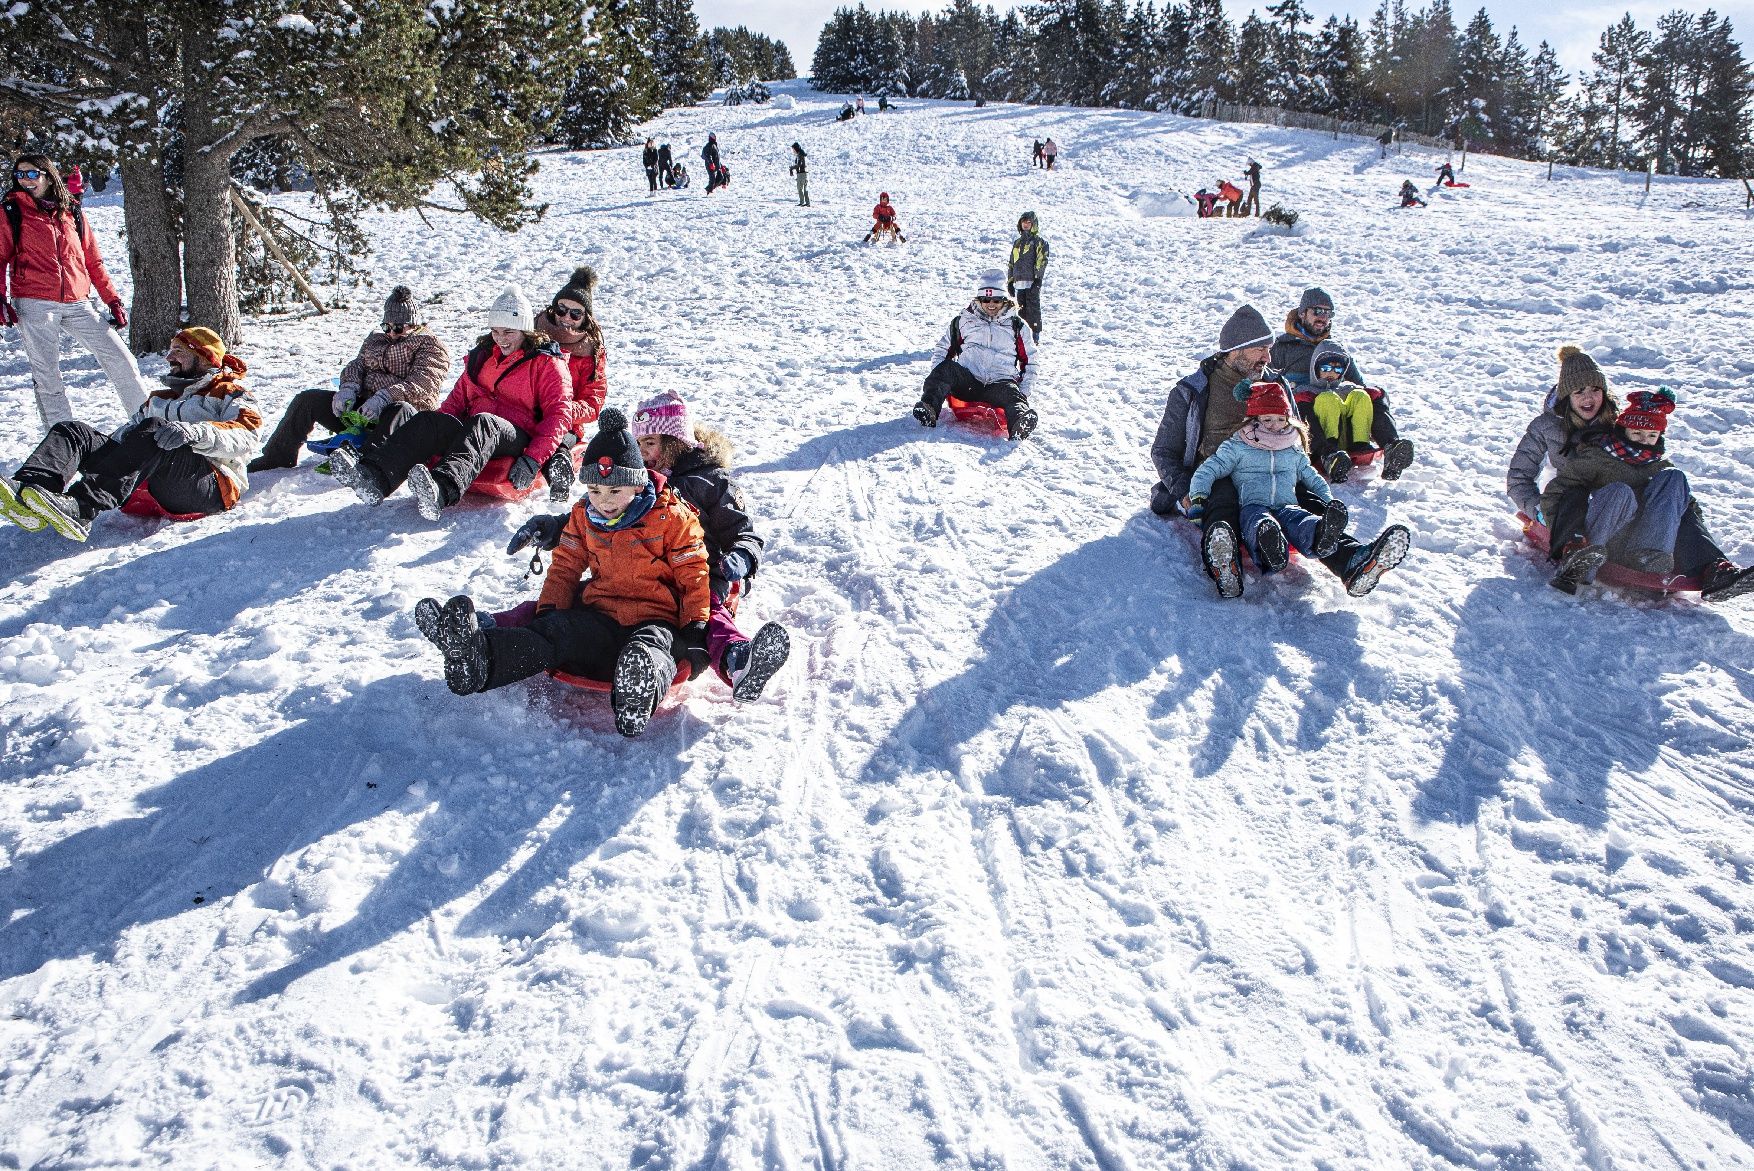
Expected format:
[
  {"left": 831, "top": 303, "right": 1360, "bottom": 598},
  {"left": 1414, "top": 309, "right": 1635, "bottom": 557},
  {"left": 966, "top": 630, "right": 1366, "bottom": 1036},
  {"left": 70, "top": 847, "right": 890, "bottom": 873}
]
[
  {"left": 549, "top": 303, "right": 587, "bottom": 323},
  {"left": 1306, "top": 307, "right": 1334, "bottom": 318},
  {"left": 382, "top": 322, "right": 415, "bottom": 334},
  {"left": 975, "top": 295, "right": 1007, "bottom": 304},
  {"left": 1316, "top": 361, "right": 1347, "bottom": 374},
  {"left": 13, "top": 169, "right": 42, "bottom": 181}
]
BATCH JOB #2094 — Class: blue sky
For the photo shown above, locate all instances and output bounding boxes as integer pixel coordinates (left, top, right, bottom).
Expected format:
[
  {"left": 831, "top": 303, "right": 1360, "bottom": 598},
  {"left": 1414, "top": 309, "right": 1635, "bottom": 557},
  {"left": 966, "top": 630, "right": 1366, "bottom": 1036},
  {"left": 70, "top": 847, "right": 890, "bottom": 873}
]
[{"left": 696, "top": 0, "right": 1754, "bottom": 85}]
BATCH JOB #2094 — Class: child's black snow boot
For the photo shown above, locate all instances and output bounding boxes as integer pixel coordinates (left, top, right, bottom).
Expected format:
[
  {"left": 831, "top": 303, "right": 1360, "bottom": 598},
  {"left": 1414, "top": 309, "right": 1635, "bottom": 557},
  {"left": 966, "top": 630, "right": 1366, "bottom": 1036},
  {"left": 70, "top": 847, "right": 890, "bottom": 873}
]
[
  {"left": 1202, "top": 522, "right": 1244, "bottom": 599},
  {"left": 1550, "top": 543, "right": 1607, "bottom": 595},
  {"left": 611, "top": 642, "right": 671, "bottom": 736}
]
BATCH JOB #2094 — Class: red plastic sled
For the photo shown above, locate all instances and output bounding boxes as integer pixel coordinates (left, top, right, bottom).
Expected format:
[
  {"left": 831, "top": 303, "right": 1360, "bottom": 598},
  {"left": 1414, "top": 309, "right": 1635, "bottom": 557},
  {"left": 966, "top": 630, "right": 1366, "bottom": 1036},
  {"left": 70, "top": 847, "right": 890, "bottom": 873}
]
[
  {"left": 119, "top": 483, "right": 205, "bottom": 522},
  {"left": 1518, "top": 513, "right": 1700, "bottom": 593},
  {"left": 1350, "top": 448, "right": 1381, "bottom": 467},
  {"left": 1441, "top": 181, "right": 1472, "bottom": 188},
  {"left": 945, "top": 396, "right": 1008, "bottom": 437},
  {"left": 463, "top": 446, "right": 585, "bottom": 503},
  {"left": 549, "top": 663, "right": 691, "bottom": 696}
]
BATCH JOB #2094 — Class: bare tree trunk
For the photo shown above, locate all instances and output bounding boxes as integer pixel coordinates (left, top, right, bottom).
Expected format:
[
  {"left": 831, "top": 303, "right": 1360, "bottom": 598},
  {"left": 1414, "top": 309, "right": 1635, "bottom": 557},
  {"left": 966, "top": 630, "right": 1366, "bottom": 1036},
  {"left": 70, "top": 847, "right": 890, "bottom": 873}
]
[
  {"left": 118, "top": 150, "right": 183, "bottom": 355},
  {"left": 181, "top": 129, "right": 242, "bottom": 345}
]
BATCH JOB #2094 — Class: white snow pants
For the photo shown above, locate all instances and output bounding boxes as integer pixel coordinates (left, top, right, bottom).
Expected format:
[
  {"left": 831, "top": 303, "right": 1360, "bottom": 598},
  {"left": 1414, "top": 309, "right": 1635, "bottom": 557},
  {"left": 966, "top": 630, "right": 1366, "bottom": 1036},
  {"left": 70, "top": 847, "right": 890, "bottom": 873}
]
[{"left": 14, "top": 296, "right": 151, "bottom": 431}]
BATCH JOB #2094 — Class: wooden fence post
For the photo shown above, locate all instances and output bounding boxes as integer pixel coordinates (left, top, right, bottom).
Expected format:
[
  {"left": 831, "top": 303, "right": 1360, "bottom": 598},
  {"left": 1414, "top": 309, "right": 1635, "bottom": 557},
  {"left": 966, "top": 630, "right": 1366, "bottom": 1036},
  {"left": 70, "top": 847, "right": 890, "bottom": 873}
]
[
  {"left": 1743, "top": 178, "right": 1752, "bottom": 208},
  {"left": 229, "top": 187, "right": 327, "bottom": 315},
  {"left": 1646, "top": 158, "right": 1655, "bottom": 194}
]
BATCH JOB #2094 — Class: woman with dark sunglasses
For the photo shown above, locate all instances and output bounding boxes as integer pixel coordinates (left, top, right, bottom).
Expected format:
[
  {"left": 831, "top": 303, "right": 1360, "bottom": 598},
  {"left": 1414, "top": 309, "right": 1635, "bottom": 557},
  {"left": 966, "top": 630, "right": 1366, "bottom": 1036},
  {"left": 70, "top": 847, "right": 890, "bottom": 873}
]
[
  {"left": 529, "top": 266, "right": 607, "bottom": 501},
  {"left": 2, "top": 154, "right": 152, "bottom": 431},
  {"left": 247, "top": 285, "right": 450, "bottom": 472}
]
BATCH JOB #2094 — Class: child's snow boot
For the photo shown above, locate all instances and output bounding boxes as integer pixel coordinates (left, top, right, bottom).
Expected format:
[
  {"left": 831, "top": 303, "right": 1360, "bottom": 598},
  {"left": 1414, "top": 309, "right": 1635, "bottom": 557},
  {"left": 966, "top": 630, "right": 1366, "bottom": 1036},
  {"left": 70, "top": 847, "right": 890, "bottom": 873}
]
[
  {"left": 1380, "top": 438, "right": 1415, "bottom": 481},
  {"left": 0, "top": 479, "right": 48, "bottom": 532},
  {"left": 912, "top": 399, "right": 940, "bottom": 428},
  {"left": 1313, "top": 500, "right": 1349, "bottom": 559},
  {"left": 1007, "top": 398, "right": 1039, "bottom": 441},
  {"left": 430, "top": 595, "right": 489, "bottom": 694},
  {"left": 543, "top": 449, "right": 576, "bottom": 503},
  {"left": 1342, "top": 525, "right": 1411, "bottom": 597},
  {"left": 327, "top": 446, "right": 385, "bottom": 505},
  {"left": 726, "top": 622, "right": 791, "bottom": 703},
  {"left": 18, "top": 484, "right": 92, "bottom": 542},
  {"left": 1254, "top": 516, "right": 1290, "bottom": 573},
  {"left": 1201, "top": 522, "right": 1244, "bottom": 599},
  {"left": 1702, "top": 561, "right": 1754, "bottom": 604},
  {"left": 1322, "top": 450, "right": 1352, "bottom": 484},
  {"left": 611, "top": 641, "right": 670, "bottom": 737},
  {"left": 406, "top": 464, "right": 444, "bottom": 522},
  {"left": 1550, "top": 543, "right": 1607, "bottom": 595}
]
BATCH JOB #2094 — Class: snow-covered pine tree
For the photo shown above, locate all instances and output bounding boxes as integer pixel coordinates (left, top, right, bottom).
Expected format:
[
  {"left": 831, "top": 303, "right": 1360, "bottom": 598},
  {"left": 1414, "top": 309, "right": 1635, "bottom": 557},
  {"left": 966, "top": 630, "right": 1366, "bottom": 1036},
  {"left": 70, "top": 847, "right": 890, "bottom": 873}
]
[
  {"left": 642, "top": 0, "right": 715, "bottom": 107},
  {"left": 1450, "top": 8, "right": 1503, "bottom": 147},
  {"left": 1584, "top": 14, "right": 1651, "bottom": 169},
  {"left": 2, "top": 0, "right": 593, "bottom": 351}
]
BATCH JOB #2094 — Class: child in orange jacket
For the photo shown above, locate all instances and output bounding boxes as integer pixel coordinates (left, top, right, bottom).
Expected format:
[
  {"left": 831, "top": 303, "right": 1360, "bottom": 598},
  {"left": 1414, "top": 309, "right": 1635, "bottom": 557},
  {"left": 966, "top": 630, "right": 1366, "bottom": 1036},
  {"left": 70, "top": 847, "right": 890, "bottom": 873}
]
[{"left": 417, "top": 408, "right": 711, "bottom": 736}]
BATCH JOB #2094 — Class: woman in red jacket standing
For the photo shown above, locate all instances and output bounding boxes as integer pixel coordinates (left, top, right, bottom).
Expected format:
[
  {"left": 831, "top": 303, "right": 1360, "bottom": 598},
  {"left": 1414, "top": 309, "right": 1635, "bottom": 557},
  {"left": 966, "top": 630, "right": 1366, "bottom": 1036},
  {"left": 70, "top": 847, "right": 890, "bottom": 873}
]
[
  {"left": 330, "top": 288, "right": 568, "bottom": 522},
  {"left": 1, "top": 155, "right": 151, "bottom": 430}
]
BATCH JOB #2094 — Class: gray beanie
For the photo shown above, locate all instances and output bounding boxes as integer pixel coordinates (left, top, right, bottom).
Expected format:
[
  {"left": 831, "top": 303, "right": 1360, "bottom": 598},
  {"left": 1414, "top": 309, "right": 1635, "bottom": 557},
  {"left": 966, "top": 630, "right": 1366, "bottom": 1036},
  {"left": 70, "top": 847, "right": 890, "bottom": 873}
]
[
  {"left": 382, "top": 285, "right": 419, "bottom": 326},
  {"left": 579, "top": 407, "right": 649, "bottom": 489},
  {"left": 1309, "top": 339, "right": 1351, "bottom": 381},
  {"left": 1298, "top": 287, "right": 1334, "bottom": 313},
  {"left": 1218, "top": 304, "right": 1274, "bottom": 353}
]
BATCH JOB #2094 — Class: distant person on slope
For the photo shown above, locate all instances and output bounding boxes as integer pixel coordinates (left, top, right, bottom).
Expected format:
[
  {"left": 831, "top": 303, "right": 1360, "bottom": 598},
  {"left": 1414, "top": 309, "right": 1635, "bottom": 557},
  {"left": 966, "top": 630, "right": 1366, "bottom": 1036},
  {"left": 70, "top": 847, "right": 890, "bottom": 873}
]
[
  {"left": 1, "top": 327, "right": 262, "bottom": 540},
  {"left": 1007, "top": 211, "right": 1049, "bottom": 341},
  {"left": 1042, "top": 138, "right": 1059, "bottom": 170},
  {"left": 702, "top": 134, "right": 728, "bottom": 194},
  {"left": 657, "top": 142, "right": 675, "bottom": 187},
  {"left": 1150, "top": 305, "right": 1408, "bottom": 599},
  {"left": 329, "top": 288, "right": 568, "bottom": 521},
  {"left": 1398, "top": 180, "right": 1427, "bottom": 208},
  {"left": 2, "top": 153, "right": 152, "bottom": 431},
  {"left": 1032, "top": 140, "right": 1045, "bottom": 168},
  {"left": 642, "top": 138, "right": 660, "bottom": 194},
  {"left": 1513, "top": 349, "right": 1751, "bottom": 601},
  {"left": 1244, "top": 158, "right": 1263, "bottom": 216},
  {"left": 1435, "top": 161, "right": 1457, "bottom": 187},
  {"left": 1218, "top": 179, "right": 1244, "bottom": 216},
  {"left": 789, "top": 142, "right": 810, "bottom": 206},
  {"left": 249, "top": 285, "right": 450, "bottom": 474},
  {"left": 1268, "top": 287, "right": 1414, "bottom": 482},
  {"left": 865, "top": 192, "right": 905, "bottom": 242},
  {"left": 912, "top": 269, "right": 1039, "bottom": 441}
]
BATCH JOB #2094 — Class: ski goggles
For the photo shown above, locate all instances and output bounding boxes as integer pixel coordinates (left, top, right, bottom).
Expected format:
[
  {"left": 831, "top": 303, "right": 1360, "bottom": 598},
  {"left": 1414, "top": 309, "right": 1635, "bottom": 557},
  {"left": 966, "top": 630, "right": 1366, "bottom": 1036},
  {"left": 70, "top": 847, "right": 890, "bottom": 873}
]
[
  {"left": 1316, "top": 359, "right": 1348, "bottom": 375},
  {"left": 12, "top": 169, "right": 42, "bottom": 181}
]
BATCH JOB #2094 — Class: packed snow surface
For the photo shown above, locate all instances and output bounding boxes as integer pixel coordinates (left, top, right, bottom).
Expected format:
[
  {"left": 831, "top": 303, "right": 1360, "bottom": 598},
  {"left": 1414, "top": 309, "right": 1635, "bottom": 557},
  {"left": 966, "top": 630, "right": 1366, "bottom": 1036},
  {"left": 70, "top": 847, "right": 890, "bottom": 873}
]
[{"left": 4, "top": 81, "right": 1754, "bottom": 1169}]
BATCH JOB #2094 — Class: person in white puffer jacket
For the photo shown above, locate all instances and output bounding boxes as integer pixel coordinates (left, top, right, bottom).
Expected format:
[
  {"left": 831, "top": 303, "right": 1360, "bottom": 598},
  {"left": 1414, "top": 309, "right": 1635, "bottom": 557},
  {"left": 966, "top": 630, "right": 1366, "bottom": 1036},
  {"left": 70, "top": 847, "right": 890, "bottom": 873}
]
[{"left": 912, "top": 268, "right": 1039, "bottom": 441}]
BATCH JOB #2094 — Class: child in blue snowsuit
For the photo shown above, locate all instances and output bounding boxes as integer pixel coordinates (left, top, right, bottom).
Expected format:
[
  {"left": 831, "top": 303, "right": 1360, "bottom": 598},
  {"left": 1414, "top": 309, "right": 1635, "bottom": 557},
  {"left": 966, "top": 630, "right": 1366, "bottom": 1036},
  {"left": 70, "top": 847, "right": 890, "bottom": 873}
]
[{"left": 1186, "top": 382, "right": 1350, "bottom": 573}]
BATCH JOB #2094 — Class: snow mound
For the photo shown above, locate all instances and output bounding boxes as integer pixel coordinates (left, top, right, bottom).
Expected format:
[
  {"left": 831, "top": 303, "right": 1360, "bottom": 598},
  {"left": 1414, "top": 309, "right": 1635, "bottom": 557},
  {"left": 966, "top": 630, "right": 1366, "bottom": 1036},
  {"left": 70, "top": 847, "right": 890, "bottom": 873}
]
[
  {"left": 1122, "top": 188, "right": 1197, "bottom": 217},
  {"left": 771, "top": 93, "right": 795, "bottom": 110}
]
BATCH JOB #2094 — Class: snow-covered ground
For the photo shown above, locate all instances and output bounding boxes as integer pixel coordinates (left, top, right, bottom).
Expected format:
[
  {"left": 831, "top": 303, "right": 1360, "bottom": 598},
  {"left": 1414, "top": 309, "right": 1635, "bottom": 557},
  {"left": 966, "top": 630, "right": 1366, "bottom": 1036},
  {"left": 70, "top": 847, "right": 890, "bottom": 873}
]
[{"left": 4, "top": 80, "right": 1754, "bottom": 1169}]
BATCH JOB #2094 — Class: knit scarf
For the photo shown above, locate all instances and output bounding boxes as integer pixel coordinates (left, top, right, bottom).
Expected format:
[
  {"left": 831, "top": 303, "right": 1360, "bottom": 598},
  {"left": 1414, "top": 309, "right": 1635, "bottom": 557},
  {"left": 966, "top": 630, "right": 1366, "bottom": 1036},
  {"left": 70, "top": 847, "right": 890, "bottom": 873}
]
[
  {"left": 1597, "top": 432, "right": 1665, "bottom": 466},
  {"left": 1237, "top": 419, "right": 1302, "bottom": 452}
]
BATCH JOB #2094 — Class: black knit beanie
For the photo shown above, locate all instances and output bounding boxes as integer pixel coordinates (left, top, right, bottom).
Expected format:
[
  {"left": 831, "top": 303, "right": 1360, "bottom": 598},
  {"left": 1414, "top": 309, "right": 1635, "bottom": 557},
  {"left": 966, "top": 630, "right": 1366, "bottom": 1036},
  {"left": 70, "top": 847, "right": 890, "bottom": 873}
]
[
  {"left": 553, "top": 265, "right": 597, "bottom": 314},
  {"left": 579, "top": 407, "right": 649, "bottom": 488}
]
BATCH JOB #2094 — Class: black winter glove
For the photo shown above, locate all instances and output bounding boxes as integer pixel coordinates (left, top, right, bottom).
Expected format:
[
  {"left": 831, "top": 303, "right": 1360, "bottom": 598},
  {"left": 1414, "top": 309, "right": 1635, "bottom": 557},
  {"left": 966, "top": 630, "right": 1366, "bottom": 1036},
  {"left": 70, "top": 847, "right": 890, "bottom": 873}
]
[
  {"left": 507, "top": 513, "right": 566, "bottom": 556},
  {"left": 508, "top": 454, "right": 542, "bottom": 491},
  {"left": 677, "top": 621, "right": 711, "bottom": 680}
]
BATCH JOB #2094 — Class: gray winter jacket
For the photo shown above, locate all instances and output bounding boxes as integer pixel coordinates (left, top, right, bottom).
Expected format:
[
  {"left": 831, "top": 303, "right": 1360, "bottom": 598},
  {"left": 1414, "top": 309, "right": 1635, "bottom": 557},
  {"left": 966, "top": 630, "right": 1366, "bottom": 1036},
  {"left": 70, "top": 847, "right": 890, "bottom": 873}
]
[
  {"left": 1149, "top": 358, "right": 1218, "bottom": 511},
  {"left": 1506, "top": 407, "right": 1572, "bottom": 517}
]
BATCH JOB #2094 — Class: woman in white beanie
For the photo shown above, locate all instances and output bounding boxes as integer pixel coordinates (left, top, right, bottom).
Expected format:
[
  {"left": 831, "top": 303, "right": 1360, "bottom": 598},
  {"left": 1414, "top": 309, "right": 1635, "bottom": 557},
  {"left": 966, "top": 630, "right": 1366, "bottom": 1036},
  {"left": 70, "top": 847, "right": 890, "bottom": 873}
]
[
  {"left": 911, "top": 268, "right": 1039, "bottom": 441},
  {"left": 330, "top": 287, "right": 569, "bottom": 521}
]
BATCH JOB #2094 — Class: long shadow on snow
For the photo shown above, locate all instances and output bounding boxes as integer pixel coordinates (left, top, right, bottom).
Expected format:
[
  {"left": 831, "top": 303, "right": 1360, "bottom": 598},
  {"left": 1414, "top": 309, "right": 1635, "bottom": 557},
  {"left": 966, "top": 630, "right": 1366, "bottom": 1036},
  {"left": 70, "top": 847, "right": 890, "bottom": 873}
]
[
  {"left": 0, "top": 506, "right": 390, "bottom": 639},
  {"left": 237, "top": 681, "right": 709, "bottom": 1001},
  {"left": 0, "top": 673, "right": 703, "bottom": 991},
  {"left": 1414, "top": 575, "right": 1754, "bottom": 829},
  {"left": 859, "top": 515, "right": 1376, "bottom": 788}
]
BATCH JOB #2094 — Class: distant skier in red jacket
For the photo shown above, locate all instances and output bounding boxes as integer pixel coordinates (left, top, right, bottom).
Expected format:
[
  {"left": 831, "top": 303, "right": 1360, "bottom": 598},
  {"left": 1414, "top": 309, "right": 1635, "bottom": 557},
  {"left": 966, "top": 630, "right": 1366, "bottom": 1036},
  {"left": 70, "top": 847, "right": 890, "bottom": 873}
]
[{"left": 864, "top": 192, "right": 907, "bottom": 243}]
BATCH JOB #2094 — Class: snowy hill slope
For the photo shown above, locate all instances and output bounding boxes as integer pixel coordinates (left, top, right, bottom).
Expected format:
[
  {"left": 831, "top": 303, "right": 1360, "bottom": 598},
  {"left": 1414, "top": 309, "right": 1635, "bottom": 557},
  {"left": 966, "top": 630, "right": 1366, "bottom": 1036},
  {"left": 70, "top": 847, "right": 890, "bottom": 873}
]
[{"left": 4, "top": 81, "right": 1754, "bottom": 1168}]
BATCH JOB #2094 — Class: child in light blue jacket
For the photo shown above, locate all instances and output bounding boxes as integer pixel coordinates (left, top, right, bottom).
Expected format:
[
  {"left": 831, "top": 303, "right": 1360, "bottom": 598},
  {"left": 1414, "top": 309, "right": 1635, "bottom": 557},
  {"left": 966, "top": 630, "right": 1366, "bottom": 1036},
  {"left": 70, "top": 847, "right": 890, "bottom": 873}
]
[{"left": 1186, "top": 381, "right": 1349, "bottom": 573}]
